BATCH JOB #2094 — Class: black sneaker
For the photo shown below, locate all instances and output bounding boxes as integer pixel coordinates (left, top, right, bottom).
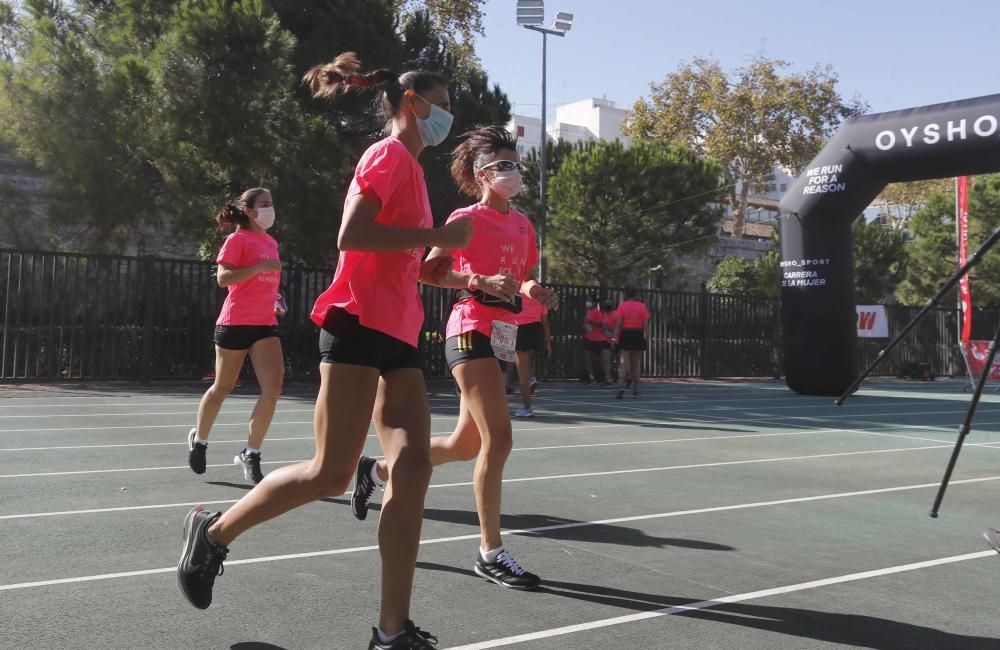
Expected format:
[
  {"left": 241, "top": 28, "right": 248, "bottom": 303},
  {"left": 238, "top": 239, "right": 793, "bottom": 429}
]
[
  {"left": 474, "top": 548, "right": 541, "bottom": 590},
  {"left": 187, "top": 428, "right": 207, "bottom": 475},
  {"left": 368, "top": 620, "right": 438, "bottom": 649},
  {"left": 616, "top": 388, "right": 625, "bottom": 400},
  {"left": 177, "top": 506, "right": 228, "bottom": 609},
  {"left": 352, "top": 455, "right": 379, "bottom": 521},
  {"left": 234, "top": 449, "right": 264, "bottom": 484}
]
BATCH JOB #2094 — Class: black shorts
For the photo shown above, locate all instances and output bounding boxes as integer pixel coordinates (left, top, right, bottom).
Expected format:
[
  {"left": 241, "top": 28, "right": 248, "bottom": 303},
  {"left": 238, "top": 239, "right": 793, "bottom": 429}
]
[
  {"left": 516, "top": 322, "right": 544, "bottom": 352},
  {"left": 583, "top": 339, "right": 611, "bottom": 353},
  {"left": 318, "top": 308, "right": 422, "bottom": 374},
  {"left": 445, "top": 331, "right": 502, "bottom": 370},
  {"left": 214, "top": 325, "right": 278, "bottom": 350},
  {"left": 619, "top": 329, "right": 647, "bottom": 351}
]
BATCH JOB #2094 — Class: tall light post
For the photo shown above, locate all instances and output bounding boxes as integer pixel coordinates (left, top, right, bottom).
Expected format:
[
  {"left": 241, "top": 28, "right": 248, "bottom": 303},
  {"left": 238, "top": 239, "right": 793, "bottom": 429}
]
[{"left": 516, "top": 1, "right": 572, "bottom": 284}]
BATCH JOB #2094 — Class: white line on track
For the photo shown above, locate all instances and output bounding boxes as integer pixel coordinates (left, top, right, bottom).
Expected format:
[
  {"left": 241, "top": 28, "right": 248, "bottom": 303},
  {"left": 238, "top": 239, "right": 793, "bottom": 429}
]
[
  {"left": 0, "top": 432, "right": 954, "bottom": 480},
  {"left": 0, "top": 423, "right": 627, "bottom": 452},
  {"left": 441, "top": 551, "right": 997, "bottom": 649},
  {"left": 2, "top": 475, "right": 997, "bottom": 591}
]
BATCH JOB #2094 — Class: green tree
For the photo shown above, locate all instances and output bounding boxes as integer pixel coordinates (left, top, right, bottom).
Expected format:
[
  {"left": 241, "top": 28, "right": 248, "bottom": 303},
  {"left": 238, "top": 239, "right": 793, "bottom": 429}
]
[
  {"left": 873, "top": 178, "right": 953, "bottom": 231},
  {"left": 706, "top": 251, "right": 779, "bottom": 298},
  {"left": 626, "top": 56, "right": 866, "bottom": 239},
  {"left": 896, "top": 174, "right": 1000, "bottom": 308},
  {"left": 546, "top": 140, "right": 722, "bottom": 288},
  {"left": 0, "top": 1, "right": 512, "bottom": 262},
  {"left": 852, "top": 217, "right": 908, "bottom": 303},
  {"left": 513, "top": 139, "right": 596, "bottom": 229}
]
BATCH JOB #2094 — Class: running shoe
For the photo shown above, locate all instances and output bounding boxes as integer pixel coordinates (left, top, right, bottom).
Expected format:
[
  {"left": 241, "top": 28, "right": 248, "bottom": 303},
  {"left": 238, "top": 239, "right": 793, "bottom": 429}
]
[
  {"left": 177, "top": 506, "right": 228, "bottom": 609},
  {"left": 616, "top": 388, "right": 625, "bottom": 400},
  {"left": 474, "top": 548, "right": 540, "bottom": 590},
  {"left": 368, "top": 621, "right": 438, "bottom": 649},
  {"left": 529, "top": 378, "right": 538, "bottom": 395},
  {"left": 352, "top": 455, "right": 379, "bottom": 521},
  {"left": 187, "top": 428, "right": 207, "bottom": 475},
  {"left": 505, "top": 386, "right": 516, "bottom": 396},
  {"left": 234, "top": 449, "right": 264, "bottom": 484},
  {"left": 984, "top": 529, "right": 1000, "bottom": 554},
  {"left": 515, "top": 407, "right": 534, "bottom": 418}
]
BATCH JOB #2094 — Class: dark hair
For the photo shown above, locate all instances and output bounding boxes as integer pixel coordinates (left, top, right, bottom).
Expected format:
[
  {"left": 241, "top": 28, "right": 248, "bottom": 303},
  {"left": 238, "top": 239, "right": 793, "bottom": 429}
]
[
  {"left": 624, "top": 286, "right": 639, "bottom": 299},
  {"left": 601, "top": 301, "right": 614, "bottom": 312},
  {"left": 450, "top": 126, "right": 519, "bottom": 197},
  {"left": 216, "top": 187, "right": 269, "bottom": 231},
  {"left": 302, "top": 52, "right": 445, "bottom": 130}
]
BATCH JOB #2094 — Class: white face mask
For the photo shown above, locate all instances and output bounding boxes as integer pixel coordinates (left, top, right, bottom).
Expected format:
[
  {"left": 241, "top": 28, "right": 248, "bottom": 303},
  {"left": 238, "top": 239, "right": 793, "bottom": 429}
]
[
  {"left": 486, "top": 171, "right": 523, "bottom": 199},
  {"left": 252, "top": 206, "right": 275, "bottom": 229}
]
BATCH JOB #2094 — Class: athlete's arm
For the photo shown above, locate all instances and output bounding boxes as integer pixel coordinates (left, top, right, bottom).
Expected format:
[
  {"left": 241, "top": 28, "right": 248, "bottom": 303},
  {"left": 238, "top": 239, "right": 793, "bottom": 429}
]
[{"left": 337, "top": 190, "right": 472, "bottom": 253}]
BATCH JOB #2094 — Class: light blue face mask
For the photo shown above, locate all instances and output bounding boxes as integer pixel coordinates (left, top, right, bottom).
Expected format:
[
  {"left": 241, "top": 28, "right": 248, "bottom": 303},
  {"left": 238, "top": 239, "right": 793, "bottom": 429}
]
[{"left": 413, "top": 93, "right": 454, "bottom": 147}]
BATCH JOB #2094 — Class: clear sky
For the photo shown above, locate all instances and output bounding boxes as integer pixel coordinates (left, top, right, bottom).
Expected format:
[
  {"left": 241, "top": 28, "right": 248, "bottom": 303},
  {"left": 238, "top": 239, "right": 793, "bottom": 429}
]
[{"left": 475, "top": 0, "right": 999, "bottom": 120}]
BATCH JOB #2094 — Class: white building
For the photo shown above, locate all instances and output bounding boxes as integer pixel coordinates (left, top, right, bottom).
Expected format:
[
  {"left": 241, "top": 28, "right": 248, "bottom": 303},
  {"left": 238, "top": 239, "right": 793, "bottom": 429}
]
[{"left": 507, "top": 97, "right": 631, "bottom": 157}]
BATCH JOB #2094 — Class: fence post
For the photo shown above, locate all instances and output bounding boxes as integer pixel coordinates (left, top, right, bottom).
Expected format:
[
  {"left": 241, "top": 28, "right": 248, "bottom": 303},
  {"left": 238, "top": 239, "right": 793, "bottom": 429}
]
[
  {"left": 700, "top": 291, "right": 711, "bottom": 380},
  {"left": 140, "top": 256, "right": 155, "bottom": 383}
]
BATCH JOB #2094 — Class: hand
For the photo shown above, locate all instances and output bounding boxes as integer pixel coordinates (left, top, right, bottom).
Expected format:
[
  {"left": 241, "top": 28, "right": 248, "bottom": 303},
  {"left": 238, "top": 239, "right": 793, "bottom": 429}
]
[
  {"left": 529, "top": 284, "right": 559, "bottom": 310},
  {"left": 480, "top": 274, "right": 519, "bottom": 301},
  {"left": 434, "top": 218, "right": 474, "bottom": 249},
  {"left": 545, "top": 343, "right": 552, "bottom": 359},
  {"left": 256, "top": 259, "right": 282, "bottom": 273},
  {"left": 420, "top": 254, "right": 452, "bottom": 284}
]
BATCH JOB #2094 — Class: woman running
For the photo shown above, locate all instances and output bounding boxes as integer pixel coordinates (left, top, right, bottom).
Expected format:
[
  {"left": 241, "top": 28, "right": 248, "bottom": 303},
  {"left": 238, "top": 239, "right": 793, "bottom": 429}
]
[
  {"left": 187, "top": 188, "right": 284, "bottom": 485},
  {"left": 583, "top": 300, "right": 617, "bottom": 385},
  {"left": 353, "top": 126, "right": 558, "bottom": 590},
  {"left": 177, "top": 53, "right": 471, "bottom": 650},
  {"left": 614, "top": 287, "right": 651, "bottom": 399},
  {"left": 505, "top": 295, "right": 551, "bottom": 417}
]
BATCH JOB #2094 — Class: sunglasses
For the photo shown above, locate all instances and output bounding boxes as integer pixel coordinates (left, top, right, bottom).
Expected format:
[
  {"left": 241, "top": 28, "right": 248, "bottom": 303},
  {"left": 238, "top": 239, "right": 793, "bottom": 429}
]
[{"left": 478, "top": 160, "right": 526, "bottom": 173}]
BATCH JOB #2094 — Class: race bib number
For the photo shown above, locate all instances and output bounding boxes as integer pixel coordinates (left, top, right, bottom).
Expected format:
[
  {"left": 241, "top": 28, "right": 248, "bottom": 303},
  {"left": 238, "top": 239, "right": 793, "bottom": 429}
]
[{"left": 490, "top": 321, "right": 518, "bottom": 362}]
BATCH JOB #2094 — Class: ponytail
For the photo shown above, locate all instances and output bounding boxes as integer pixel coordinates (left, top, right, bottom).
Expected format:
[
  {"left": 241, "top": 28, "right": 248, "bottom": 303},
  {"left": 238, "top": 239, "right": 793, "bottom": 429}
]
[{"left": 303, "top": 52, "right": 445, "bottom": 130}]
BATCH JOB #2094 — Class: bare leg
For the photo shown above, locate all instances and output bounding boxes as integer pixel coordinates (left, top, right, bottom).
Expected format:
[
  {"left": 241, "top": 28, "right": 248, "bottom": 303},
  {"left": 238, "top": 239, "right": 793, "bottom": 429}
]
[
  {"left": 245, "top": 337, "right": 284, "bottom": 449},
  {"left": 207, "top": 362, "right": 379, "bottom": 546},
  {"left": 453, "top": 359, "right": 512, "bottom": 551},
  {"left": 514, "top": 350, "right": 533, "bottom": 410},
  {"left": 195, "top": 347, "right": 247, "bottom": 440},
  {"left": 372, "top": 369, "right": 433, "bottom": 636}
]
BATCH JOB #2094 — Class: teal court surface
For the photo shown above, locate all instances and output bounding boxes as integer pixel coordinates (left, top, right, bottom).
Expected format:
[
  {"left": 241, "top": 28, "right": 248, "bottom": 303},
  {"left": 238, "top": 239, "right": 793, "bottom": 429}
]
[{"left": 3, "top": 378, "right": 1000, "bottom": 649}]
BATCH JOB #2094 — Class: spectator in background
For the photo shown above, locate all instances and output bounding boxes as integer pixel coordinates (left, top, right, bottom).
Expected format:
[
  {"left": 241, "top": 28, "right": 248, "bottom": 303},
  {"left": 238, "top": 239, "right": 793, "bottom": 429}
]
[
  {"left": 614, "top": 287, "right": 651, "bottom": 399},
  {"left": 583, "top": 300, "right": 617, "bottom": 385}
]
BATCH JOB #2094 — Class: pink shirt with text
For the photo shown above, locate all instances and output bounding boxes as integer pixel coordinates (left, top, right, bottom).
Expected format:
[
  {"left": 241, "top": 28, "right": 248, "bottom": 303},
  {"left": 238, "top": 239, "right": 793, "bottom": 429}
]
[
  {"left": 584, "top": 308, "right": 618, "bottom": 343},
  {"left": 445, "top": 203, "right": 538, "bottom": 338},
  {"left": 311, "top": 137, "right": 433, "bottom": 347},
  {"left": 216, "top": 229, "right": 280, "bottom": 326},
  {"left": 617, "top": 300, "right": 651, "bottom": 330}
]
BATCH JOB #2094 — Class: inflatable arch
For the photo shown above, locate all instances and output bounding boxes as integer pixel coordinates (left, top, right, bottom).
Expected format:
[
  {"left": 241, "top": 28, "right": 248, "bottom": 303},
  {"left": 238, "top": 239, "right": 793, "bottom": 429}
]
[{"left": 779, "top": 93, "right": 1000, "bottom": 395}]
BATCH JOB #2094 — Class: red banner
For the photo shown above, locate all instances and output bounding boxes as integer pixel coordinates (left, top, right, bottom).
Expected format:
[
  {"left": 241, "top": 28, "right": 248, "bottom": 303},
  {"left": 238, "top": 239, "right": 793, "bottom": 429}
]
[
  {"left": 962, "top": 341, "right": 1000, "bottom": 381},
  {"left": 957, "top": 177, "right": 972, "bottom": 342}
]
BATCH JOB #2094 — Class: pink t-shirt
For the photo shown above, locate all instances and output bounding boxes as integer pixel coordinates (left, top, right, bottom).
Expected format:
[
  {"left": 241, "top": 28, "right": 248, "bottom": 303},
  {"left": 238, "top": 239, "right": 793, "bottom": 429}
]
[
  {"left": 512, "top": 295, "right": 548, "bottom": 326},
  {"left": 311, "top": 137, "right": 433, "bottom": 347},
  {"left": 584, "top": 308, "right": 618, "bottom": 343},
  {"left": 445, "top": 203, "right": 538, "bottom": 338},
  {"left": 617, "top": 300, "right": 651, "bottom": 330},
  {"left": 216, "top": 229, "right": 280, "bottom": 326}
]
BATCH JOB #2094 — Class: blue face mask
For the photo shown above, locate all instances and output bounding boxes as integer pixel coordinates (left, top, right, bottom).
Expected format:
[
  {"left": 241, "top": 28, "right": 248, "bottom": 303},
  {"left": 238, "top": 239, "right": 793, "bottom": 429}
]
[{"left": 413, "top": 93, "right": 454, "bottom": 147}]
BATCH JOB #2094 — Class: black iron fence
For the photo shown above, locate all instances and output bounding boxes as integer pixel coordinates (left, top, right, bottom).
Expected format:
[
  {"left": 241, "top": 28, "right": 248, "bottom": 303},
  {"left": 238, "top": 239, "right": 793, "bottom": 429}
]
[{"left": 0, "top": 248, "right": 987, "bottom": 383}]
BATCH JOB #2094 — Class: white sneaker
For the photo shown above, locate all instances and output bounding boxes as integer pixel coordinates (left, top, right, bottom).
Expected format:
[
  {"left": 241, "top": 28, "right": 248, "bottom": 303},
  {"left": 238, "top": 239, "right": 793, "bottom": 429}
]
[{"left": 515, "top": 407, "right": 534, "bottom": 418}]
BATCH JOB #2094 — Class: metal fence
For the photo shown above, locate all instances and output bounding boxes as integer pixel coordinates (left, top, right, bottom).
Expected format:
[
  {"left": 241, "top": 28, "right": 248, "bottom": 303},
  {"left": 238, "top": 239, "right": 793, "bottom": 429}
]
[{"left": 0, "top": 248, "right": 987, "bottom": 383}]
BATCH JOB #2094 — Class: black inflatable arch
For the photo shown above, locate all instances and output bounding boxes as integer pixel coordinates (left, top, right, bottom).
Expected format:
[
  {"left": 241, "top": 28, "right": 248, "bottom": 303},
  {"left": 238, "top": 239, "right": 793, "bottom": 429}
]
[{"left": 779, "top": 93, "right": 1000, "bottom": 395}]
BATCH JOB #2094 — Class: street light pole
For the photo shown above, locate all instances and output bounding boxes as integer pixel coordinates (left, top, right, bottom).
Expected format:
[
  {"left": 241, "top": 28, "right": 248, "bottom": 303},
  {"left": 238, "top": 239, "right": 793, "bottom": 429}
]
[{"left": 517, "top": 2, "right": 572, "bottom": 285}]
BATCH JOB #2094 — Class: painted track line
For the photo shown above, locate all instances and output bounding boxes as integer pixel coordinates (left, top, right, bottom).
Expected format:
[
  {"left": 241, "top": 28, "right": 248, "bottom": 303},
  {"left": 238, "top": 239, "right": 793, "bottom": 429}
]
[
  {"left": 0, "top": 434, "right": 955, "bottom": 480},
  {"left": 4, "top": 475, "right": 999, "bottom": 591},
  {"left": 442, "top": 550, "right": 997, "bottom": 649},
  {"left": 0, "top": 423, "right": 628, "bottom": 452}
]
